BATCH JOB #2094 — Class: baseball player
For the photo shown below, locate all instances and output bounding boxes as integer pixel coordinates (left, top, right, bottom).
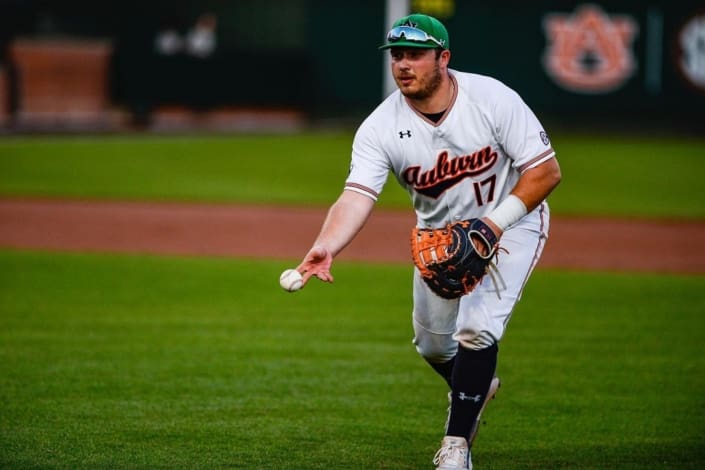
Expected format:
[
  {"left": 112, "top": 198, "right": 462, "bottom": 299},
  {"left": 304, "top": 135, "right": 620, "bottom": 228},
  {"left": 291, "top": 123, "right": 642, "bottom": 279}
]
[{"left": 295, "top": 13, "right": 561, "bottom": 470}]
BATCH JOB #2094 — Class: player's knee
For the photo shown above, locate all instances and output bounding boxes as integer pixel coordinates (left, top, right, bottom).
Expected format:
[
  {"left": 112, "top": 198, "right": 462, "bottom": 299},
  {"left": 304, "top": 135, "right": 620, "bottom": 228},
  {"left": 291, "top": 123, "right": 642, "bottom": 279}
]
[
  {"left": 413, "top": 332, "right": 456, "bottom": 363},
  {"left": 454, "top": 327, "right": 498, "bottom": 350}
]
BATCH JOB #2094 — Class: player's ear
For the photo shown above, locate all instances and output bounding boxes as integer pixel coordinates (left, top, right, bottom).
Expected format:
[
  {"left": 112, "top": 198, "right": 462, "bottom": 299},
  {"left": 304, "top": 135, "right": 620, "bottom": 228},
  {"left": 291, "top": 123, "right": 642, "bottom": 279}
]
[{"left": 438, "top": 48, "right": 451, "bottom": 67}]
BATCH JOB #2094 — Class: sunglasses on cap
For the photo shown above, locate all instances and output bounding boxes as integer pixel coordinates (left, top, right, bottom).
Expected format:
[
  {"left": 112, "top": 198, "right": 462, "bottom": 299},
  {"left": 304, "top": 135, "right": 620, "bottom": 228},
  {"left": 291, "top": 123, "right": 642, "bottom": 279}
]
[{"left": 386, "top": 26, "right": 446, "bottom": 48}]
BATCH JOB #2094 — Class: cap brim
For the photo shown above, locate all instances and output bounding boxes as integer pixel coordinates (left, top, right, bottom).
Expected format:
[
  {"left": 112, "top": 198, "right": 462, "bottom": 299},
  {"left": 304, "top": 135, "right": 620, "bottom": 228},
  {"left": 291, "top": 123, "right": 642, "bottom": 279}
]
[{"left": 378, "top": 41, "right": 440, "bottom": 50}]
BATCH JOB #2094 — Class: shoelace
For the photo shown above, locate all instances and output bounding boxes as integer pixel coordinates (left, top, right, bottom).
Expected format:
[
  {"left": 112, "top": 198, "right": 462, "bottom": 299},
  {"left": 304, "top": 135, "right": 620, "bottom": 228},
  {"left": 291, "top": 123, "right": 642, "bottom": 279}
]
[{"left": 432, "top": 441, "right": 468, "bottom": 466}]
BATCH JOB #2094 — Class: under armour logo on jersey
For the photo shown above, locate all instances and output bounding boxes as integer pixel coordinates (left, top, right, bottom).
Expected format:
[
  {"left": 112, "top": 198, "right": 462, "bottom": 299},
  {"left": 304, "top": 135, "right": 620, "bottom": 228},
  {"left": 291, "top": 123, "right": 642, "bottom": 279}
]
[
  {"left": 458, "top": 392, "right": 482, "bottom": 403},
  {"left": 399, "top": 130, "right": 412, "bottom": 138}
]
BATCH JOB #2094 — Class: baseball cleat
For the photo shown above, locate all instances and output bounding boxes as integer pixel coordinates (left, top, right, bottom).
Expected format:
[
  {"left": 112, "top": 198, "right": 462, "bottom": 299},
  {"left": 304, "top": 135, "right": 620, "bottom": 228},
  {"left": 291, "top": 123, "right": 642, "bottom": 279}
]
[
  {"left": 468, "top": 376, "right": 501, "bottom": 447},
  {"left": 433, "top": 435, "right": 471, "bottom": 470}
]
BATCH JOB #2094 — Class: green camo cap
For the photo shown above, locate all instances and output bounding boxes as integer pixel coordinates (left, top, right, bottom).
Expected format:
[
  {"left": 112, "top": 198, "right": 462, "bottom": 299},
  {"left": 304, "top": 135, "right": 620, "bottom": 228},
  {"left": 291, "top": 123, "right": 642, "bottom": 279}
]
[{"left": 379, "top": 13, "right": 449, "bottom": 50}]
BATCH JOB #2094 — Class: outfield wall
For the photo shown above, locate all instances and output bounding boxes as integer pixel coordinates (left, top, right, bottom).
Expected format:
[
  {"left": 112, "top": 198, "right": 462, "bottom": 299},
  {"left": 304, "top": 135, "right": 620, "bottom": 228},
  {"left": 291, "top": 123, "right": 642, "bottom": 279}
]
[{"left": 0, "top": 1, "right": 703, "bottom": 131}]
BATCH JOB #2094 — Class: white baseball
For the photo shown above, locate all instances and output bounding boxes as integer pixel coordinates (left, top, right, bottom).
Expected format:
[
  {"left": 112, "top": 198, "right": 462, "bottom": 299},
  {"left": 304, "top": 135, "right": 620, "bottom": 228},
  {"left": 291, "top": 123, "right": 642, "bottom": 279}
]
[{"left": 279, "top": 268, "right": 304, "bottom": 292}]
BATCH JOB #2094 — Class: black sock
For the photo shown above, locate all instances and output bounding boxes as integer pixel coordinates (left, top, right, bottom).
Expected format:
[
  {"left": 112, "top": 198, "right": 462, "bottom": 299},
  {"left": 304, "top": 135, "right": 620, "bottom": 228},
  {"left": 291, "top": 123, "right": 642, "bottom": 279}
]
[
  {"left": 446, "top": 343, "right": 498, "bottom": 440},
  {"left": 427, "top": 356, "right": 455, "bottom": 388}
]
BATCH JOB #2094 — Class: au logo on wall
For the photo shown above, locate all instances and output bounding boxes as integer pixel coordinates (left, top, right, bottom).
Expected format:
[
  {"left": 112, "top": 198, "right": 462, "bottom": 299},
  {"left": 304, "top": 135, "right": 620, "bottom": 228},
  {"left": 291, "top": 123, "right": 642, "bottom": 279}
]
[{"left": 542, "top": 4, "right": 638, "bottom": 94}]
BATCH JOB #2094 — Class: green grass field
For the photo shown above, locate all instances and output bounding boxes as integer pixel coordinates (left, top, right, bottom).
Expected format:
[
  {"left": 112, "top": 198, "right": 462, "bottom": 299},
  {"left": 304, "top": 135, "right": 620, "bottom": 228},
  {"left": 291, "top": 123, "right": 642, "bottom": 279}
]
[
  {"left": 1, "top": 133, "right": 704, "bottom": 218},
  {"left": 1, "top": 133, "right": 704, "bottom": 468},
  {"left": 1, "top": 252, "right": 703, "bottom": 469}
]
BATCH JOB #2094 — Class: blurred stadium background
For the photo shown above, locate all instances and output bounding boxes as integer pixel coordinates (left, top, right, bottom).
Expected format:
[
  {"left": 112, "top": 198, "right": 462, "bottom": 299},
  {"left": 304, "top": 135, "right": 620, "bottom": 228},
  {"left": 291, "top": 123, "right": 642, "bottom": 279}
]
[{"left": 0, "top": 0, "right": 703, "bottom": 134}]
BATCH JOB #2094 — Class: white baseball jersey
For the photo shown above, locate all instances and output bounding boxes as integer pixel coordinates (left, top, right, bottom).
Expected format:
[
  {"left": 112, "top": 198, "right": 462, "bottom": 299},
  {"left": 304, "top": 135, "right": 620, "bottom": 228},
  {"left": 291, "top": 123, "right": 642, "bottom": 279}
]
[{"left": 345, "top": 70, "right": 555, "bottom": 229}]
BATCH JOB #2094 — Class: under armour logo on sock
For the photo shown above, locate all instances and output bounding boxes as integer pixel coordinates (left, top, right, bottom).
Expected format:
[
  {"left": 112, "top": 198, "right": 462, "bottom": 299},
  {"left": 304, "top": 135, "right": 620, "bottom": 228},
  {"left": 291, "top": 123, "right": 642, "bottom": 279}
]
[
  {"left": 399, "top": 130, "right": 412, "bottom": 138},
  {"left": 458, "top": 392, "right": 482, "bottom": 402}
]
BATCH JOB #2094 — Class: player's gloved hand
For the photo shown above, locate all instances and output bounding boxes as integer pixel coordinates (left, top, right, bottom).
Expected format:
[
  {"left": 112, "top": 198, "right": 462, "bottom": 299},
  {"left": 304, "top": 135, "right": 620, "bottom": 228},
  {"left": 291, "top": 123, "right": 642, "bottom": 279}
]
[
  {"left": 411, "top": 218, "right": 504, "bottom": 299},
  {"left": 296, "top": 246, "right": 334, "bottom": 284}
]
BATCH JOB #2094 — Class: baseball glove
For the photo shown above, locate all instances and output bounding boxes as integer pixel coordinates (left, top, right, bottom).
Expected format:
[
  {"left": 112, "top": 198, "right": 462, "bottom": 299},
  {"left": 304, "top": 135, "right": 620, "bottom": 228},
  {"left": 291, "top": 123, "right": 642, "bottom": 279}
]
[{"left": 410, "top": 219, "right": 501, "bottom": 300}]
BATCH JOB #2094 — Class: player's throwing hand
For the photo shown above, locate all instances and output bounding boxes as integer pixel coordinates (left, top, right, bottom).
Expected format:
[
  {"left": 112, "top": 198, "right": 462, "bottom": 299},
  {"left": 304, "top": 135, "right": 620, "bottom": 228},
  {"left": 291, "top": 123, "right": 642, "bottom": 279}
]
[{"left": 296, "top": 246, "right": 334, "bottom": 284}]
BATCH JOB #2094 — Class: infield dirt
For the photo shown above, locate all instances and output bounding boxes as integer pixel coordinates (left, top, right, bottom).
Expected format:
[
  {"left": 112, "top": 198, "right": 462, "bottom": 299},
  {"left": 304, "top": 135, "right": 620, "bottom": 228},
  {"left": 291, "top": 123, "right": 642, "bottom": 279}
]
[{"left": 1, "top": 197, "right": 703, "bottom": 274}]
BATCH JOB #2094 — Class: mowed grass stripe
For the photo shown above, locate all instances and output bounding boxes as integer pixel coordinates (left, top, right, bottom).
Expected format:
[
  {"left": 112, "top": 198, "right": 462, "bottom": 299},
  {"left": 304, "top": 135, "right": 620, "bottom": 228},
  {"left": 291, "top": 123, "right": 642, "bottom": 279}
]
[{"left": 0, "top": 133, "right": 703, "bottom": 219}]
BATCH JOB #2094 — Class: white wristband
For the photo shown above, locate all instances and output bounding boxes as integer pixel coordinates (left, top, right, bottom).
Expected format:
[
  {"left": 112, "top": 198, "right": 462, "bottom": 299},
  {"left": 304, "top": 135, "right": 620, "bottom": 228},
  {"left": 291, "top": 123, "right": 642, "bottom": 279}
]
[{"left": 487, "top": 195, "right": 528, "bottom": 231}]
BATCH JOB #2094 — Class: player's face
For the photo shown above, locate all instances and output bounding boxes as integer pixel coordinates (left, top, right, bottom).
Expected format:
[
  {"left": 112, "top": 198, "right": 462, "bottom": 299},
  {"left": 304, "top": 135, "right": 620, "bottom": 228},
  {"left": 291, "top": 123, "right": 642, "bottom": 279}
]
[{"left": 390, "top": 48, "right": 444, "bottom": 100}]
